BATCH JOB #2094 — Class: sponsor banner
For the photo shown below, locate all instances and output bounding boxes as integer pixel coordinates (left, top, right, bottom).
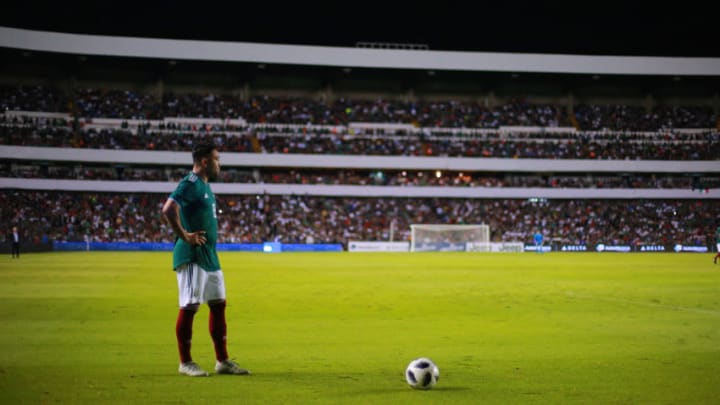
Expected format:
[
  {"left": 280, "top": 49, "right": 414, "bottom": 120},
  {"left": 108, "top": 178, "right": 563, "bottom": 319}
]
[
  {"left": 262, "top": 242, "right": 282, "bottom": 253},
  {"left": 560, "top": 245, "right": 588, "bottom": 252},
  {"left": 595, "top": 244, "right": 631, "bottom": 252},
  {"left": 638, "top": 245, "right": 666, "bottom": 252},
  {"left": 53, "top": 242, "right": 340, "bottom": 252},
  {"left": 348, "top": 241, "right": 410, "bottom": 252},
  {"left": 466, "top": 242, "right": 524, "bottom": 252},
  {"left": 54, "top": 242, "right": 176, "bottom": 251},
  {"left": 524, "top": 245, "right": 552, "bottom": 252},
  {"left": 282, "top": 243, "right": 343, "bottom": 252},
  {"left": 219, "top": 243, "right": 264, "bottom": 252},
  {"left": 491, "top": 242, "right": 525, "bottom": 253},
  {"left": 414, "top": 242, "right": 467, "bottom": 252},
  {"left": 673, "top": 245, "right": 708, "bottom": 253}
]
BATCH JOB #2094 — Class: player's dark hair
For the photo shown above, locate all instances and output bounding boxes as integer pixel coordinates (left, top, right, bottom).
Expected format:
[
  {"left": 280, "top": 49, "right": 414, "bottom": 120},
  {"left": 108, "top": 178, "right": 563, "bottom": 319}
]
[{"left": 192, "top": 142, "right": 217, "bottom": 164}]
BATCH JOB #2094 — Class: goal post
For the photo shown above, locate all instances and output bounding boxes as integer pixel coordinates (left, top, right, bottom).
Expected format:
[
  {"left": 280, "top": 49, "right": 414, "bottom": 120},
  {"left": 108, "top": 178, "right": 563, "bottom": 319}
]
[{"left": 410, "top": 224, "right": 490, "bottom": 252}]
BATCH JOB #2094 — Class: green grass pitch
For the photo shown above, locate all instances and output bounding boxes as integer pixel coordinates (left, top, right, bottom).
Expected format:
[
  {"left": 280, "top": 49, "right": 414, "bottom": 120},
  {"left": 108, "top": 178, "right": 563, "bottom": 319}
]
[{"left": 1, "top": 251, "right": 720, "bottom": 404}]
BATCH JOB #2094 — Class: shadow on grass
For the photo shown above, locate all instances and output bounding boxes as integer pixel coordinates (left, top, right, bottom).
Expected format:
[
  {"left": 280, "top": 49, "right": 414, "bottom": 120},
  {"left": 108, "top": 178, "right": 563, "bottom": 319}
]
[{"left": 341, "top": 385, "right": 472, "bottom": 396}]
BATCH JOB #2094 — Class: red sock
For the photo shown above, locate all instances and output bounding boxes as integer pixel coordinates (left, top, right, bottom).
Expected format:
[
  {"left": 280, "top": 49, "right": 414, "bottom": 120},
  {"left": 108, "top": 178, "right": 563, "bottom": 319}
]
[
  {"left": 176, "top": 309, "right": 196, "bottom": 364},
  {"left": 209, "top": 301, "right": 228, "bottom": 362}
]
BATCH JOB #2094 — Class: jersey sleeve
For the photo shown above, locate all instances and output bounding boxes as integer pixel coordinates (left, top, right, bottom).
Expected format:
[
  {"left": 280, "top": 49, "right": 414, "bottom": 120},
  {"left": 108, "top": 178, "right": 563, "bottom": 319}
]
[{"left": 169, "top": 180, "right": 195, "bottom": 207}]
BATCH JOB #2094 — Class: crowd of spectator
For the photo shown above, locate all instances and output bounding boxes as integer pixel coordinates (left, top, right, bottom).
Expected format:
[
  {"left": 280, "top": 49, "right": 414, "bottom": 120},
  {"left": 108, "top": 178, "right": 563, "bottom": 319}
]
[
  {"left": 74, "top": 88, "right": 162, "bottom": 120},
  {"left": 2, "top": 121, "right": 718, "bottom": 160},
  {"left": 2, "top": 87, "right": 718, "bottom": 251},
  {"left": 0, "top": 85, "right": 69, "bottom": 113},
  {"left": 255, "top": 131, "right": 719, "bottom": 159},
  {"left": 0, "top": 121, "right": 256, "bottom": 152},
  {"left": 574, "top": 104, "right": 718, "bottom": 131},
  {"left": 2, "top": 85, "right": 717, "bottom": 130},
  {"left": 2, "top": 191, "right": 717, "bottom": 249}
]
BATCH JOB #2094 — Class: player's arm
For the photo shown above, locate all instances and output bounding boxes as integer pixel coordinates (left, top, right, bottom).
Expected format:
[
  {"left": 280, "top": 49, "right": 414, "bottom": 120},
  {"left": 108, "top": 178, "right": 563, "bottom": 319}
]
[{"left": 162, "top": 198, "right": 207, "bottom": 245}]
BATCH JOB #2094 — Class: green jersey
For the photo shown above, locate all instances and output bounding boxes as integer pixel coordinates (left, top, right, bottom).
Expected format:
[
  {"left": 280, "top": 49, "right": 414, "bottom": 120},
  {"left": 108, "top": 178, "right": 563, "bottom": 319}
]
[
  {"left": 169, "top": 172, "right": 220, "bottom": 271},
  {"left": 716, "top": 226, "right": 720, "bottom": 243}
]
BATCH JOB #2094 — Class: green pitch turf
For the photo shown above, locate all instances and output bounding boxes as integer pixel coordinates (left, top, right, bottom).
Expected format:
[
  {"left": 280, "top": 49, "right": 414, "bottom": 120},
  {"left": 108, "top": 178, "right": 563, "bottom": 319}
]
[{"left": 1, "top": 252, "right": 719, "bottom": 404}]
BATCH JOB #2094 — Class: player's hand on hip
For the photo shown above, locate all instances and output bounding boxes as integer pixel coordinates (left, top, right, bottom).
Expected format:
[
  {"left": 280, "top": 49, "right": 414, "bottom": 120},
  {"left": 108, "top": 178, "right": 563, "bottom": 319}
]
[{"left": 186, "top": 230, "right": 207, "bottom": 245}]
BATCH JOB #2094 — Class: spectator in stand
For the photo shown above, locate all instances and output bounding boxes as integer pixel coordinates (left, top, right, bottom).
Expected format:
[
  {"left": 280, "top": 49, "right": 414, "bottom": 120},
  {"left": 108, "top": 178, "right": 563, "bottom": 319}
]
[
  {"left": 2, "top": 85, "right": 716, "bottom": 129},
  {"left": 4, "top": 121, "right": 717, "bottom": 160},
  {"left": 2, "top": 191, "right": 718, "bottom": 250}
]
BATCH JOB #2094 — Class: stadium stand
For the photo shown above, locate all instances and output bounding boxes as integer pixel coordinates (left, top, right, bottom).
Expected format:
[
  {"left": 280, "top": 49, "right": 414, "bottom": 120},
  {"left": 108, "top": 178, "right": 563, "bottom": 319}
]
[
  {"left": 0, "top": 36, "right": 718, "bottom": 252},
  {"left": 1, "top": 191, "right": 717, "bottom": 249}
]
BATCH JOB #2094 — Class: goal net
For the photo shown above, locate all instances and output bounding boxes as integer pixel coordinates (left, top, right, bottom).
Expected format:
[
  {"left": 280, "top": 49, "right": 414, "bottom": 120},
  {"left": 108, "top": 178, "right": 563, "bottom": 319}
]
[{"left": 410, "top": 224, "right": 490, "bottom": 252}]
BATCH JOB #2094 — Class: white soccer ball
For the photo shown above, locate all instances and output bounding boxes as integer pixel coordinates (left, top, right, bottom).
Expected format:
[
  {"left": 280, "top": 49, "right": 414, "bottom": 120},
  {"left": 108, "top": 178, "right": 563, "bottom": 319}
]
[{"left": 405, "top": 357, "right": 440, "bottom": 390}]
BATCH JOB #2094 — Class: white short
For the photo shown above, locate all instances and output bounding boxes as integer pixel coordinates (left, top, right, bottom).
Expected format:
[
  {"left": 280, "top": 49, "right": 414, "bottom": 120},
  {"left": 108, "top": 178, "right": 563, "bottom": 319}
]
[
  {"left": 717, "top": 243, "right": 720, "bottom": 253},
  {"left": 176, "top": 263, "right": 226, "bottom": 307}
]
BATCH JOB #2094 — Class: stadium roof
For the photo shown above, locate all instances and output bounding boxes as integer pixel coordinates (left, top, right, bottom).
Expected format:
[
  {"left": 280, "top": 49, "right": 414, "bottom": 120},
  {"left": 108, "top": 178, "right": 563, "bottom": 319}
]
[
  {"left": 0, "top": 1, "right": 717, "bottom": 57},
  {"left": 3, "top": 27, "right": 718, "bottom": 76}
]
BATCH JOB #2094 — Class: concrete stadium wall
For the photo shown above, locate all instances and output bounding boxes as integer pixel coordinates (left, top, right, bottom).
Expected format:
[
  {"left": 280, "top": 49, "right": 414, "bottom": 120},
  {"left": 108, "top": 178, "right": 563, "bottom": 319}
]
[
  {"left": 3, "top": 27, "right": 719, "bottom": 76},
  {"left": 2, "top": 146, "right": 717, "bottom": 174},
  {"left": 2, "top": 178, "right": 717, "bottom": 199}
]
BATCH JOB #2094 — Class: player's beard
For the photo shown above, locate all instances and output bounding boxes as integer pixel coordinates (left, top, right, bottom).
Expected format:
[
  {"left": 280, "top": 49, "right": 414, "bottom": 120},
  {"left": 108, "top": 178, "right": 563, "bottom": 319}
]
[{"left": 207, "top": 165, "right": 219, "bottom": 182}]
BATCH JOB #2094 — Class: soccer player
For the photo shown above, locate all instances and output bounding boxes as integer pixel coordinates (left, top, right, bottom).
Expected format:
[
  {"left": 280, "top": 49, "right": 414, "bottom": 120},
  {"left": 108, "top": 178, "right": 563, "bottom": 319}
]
[
  {"left": 533, "top": 231, "right": 544, "bottom": 254},
  {"left": 162, "top": 143, "right": 250, "bottom": 377},
  {"left": 714, "top": 225, "right": 720, "bottom": 265}
]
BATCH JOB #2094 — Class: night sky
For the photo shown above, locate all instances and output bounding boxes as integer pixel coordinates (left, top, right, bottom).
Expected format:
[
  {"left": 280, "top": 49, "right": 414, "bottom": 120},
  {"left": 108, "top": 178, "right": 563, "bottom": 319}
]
[{"left": 1, "top": 1, "right": 717, "bottom": 57}]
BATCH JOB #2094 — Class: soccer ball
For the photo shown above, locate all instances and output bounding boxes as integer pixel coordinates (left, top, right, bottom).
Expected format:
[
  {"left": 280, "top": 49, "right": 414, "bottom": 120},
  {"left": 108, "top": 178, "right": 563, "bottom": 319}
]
[{"left": 405, "top": 357, "right": 440, "bottom": 390}]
